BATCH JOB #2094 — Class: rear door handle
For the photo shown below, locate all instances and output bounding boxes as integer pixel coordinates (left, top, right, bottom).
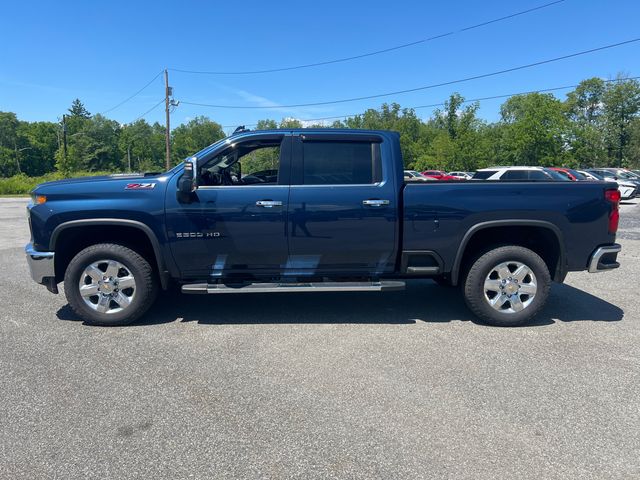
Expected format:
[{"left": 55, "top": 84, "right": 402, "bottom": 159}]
[
  {"left": 256, "top": 200, "right": 283, "bottom": 208},
  {"left": 362, "top": 199, "right": 390, "bottom": 207}
]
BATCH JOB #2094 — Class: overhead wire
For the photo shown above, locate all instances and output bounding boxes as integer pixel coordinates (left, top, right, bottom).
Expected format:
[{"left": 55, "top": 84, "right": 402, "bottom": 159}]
[
  {"left": 101, "top": 70, "right": 164, "bottom": 115},
  {"left": 129, "top": 98, "right": 165, "bottom": 123},
  {"left": 220, "top": 75, "right": 640, "bottom": 129},
  {"left": 181, "top": 38, "right": 640, "bottom": 110},
  {"left": 169, "top": 0, "right": 565, "bottom": 75}
]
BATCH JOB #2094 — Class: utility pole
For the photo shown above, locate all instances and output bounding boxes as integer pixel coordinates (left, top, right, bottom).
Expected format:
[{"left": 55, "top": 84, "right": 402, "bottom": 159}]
[
  {"left": 62, "top": 114, "right": 68, "bottom": 163},
  {"left": 164, "top": 69, "right": 171, "bottom": 171},
  {"left": 14, "top": 143, "right": 21, "bottom": 174},
  {"left": 127, "top": 145, "right": 132, "bottom": 172}
]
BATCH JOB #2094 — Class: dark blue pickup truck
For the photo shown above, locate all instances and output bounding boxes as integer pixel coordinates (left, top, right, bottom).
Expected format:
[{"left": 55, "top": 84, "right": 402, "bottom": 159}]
[{"left": 25, "top": 129, "right": 622, "bottom": 326}]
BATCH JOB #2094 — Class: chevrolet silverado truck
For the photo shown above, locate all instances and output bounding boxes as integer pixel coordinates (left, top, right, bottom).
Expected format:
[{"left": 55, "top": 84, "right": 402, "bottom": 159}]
[{"left": 25, "top": 129, "right": 622, "bottom": 327}]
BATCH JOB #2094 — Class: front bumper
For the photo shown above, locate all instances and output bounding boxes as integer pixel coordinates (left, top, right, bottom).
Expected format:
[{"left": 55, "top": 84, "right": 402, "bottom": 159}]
[
  {"left": 25, "top": 243, "right": 57, "bottom": 293},
  {"left": 588, "top": 244, "right": 621, "bottom": 273}
]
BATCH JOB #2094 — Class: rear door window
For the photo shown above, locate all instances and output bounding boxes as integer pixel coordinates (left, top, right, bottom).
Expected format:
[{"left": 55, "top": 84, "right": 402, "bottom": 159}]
[{"left": 301, "top": 141, "right": 381, "bottom": 185}]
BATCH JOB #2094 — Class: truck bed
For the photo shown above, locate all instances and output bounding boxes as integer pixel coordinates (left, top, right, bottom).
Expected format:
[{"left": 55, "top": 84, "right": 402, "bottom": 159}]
[{"left": 402, "top": 180, "right": 617, "bottom": 279}]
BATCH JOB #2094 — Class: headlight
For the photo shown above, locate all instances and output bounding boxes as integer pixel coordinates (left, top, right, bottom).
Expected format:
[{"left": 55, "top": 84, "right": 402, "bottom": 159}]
[{"left": 30, "top": 193, "right": 47, "bottom": 205}]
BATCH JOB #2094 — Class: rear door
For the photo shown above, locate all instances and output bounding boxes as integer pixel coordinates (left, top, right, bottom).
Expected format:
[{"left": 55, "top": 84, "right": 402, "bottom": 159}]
[{"left": 285, "top": 133, "right": 397, "bottom": 276}]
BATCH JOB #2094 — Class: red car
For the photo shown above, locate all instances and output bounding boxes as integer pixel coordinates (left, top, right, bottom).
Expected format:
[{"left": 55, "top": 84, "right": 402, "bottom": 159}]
[{"left": 421, "top": 170, "right": 461, "bottom": 181}]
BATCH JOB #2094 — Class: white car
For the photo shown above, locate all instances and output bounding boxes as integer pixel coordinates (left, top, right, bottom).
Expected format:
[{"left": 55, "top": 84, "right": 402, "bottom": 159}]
[
  {"left": 404, "top": 170, "right": 436, "bottom": 182},
  {"left": 473, "top": 166, "right": 566, "bottom": 181},
  {"left": 448, "top": 171, "right": 473, "bottom": 180},
  {"left": 579, "top": 170, "right": 637, "bottom": 200}
]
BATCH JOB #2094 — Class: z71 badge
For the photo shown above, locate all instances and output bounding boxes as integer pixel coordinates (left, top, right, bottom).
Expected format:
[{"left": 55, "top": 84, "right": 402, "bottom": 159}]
[{"left": 125, "top": 183, "right": 156, "bottom": 190}]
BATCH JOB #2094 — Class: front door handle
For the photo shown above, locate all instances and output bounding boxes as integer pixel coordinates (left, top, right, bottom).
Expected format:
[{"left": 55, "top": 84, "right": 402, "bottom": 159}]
[
  {"left": 362, "top": 199, "right": 390, "bottom": 207},
  {"left": 256, "top": 200, "right": 283, "bottom": 208}
]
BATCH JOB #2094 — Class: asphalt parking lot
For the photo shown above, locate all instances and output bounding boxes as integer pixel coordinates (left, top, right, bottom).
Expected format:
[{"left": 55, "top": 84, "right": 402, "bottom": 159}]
[{"left": 1, "top": 197, "right": 639, "bottom": 479}]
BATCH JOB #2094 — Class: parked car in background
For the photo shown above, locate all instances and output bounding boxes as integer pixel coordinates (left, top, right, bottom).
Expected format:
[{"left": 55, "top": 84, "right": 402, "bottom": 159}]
[
  {"left": 548, "top": 167, "right": 588, "bottom": 181},
  {"left": 448, "top": 171, "right": 473, "bottom": 180},
  {"left": 587, "top": 169, "right": 640, "bottom": 188},
  {"left": 614, "top": 169, "right": 640, "bottom": 180},
  {"left": 578, "top": 170, "right": 600, "bottom": 181},
  {"left": 583, "top": 170, "right": 637, "bottom": 200},
  {"left": 404, "top": 170, "right": 435, "bottom": 182},
  {"left": 473, "top": 166, "right": 570, "bottom": 181},
  {"left": 421, "top": 170, "right": 460, "bottom": 181}
]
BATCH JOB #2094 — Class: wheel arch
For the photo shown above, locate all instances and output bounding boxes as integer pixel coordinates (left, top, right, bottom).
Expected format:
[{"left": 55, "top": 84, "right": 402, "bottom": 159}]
[
  {"left": 450, "top": 220, "right": 565, "bottom": 286},
  {"left": 50, "top": 219, "right": 169, "bottom": 289}
]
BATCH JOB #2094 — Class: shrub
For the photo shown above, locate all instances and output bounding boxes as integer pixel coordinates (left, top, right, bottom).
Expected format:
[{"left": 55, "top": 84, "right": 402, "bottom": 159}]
[{"left": 0, "top": 171, "right": 113, "bottom": 195}]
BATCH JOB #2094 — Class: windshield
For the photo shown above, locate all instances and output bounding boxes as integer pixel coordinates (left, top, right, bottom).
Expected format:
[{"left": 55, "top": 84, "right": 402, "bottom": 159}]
[
  {"left": 617, "top": 170, "right": 637, "bottom": 179},
  {"left": 543, "top": 168, "right": 571, "bottom": 181},
  {"left": 473, "top": 170, "right": 497, "bottom": 179},
  {"left": 567, "top": 169, "right": 586, "bottom": 180}
]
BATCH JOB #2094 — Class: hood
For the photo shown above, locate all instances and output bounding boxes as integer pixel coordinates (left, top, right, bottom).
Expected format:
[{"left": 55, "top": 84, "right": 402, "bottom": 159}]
[
  {"left": 35, "top": 173, "right": 160, "bottom": 189},
  {"left": 31, "top": 172, "right": 170, "bottom": 197}
]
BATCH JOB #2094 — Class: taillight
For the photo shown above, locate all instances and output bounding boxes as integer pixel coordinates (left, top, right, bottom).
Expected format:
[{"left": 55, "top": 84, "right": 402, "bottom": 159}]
[{"left": 605, "top": 189, "right": 621, "bottom": 234}]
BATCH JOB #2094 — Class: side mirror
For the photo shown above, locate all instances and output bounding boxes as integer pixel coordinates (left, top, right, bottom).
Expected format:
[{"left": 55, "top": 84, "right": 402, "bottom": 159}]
[{"left": 177, "top": 156, "right": 198, "bottom": 202}]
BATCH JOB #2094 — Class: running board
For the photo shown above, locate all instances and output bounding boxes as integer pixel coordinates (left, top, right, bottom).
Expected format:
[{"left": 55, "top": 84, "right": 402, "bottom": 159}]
[{"left": 181, "top": 281, "right": 406, "bottom": 294}]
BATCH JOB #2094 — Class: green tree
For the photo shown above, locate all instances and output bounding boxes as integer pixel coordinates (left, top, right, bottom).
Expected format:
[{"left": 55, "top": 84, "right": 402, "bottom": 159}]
[
  {"left": 279, "top": 118, "right": 303, "bottom": 129},
  {"left": 499, "top": 93, "right": 569, "bottom": 166},
  {"left": 0, "top": 112, "right": 19, "bottom": 148},
  {"left": 628, "top": 117, "right": 640, "bottom": 168},
  {"left": 55, "top": 111, "right": 121, "bottom": 173},
  {"left": 601, "top": 76, "right": 640, "bottom": 167},
  {"left": 119, "top": 120, "right": 165, "bottom": 172},
  {"left": 68, "top": 99, "right": 91, "bottom": 118},
  {"left": 171, "top": 116, "right": 224, "bottom": 165},
  {"left": 565, "top": 78, "right": 607, "bottom": 167},
  {"left": 255, "top": 119, "right": 278, "bottom": 130}
]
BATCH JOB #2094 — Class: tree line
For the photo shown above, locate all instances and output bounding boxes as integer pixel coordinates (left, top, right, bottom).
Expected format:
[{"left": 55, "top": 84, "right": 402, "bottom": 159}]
[{"left": 1, "top": 75, "right": 639, "bottom": 178}]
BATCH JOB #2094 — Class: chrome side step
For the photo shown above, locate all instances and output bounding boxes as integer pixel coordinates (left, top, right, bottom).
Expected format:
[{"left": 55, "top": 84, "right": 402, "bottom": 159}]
[{"left": 181, "top": 280, "right": 406, "bottom": 294}]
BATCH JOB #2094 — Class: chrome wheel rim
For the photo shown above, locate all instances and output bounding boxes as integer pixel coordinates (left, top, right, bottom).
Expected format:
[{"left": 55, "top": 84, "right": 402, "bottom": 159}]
[
  {"left": 78, "top": 259, "right": 136, "bottom": 314},
  {"left": 483, "top": 261, "right": 537, "bottom": 314}
]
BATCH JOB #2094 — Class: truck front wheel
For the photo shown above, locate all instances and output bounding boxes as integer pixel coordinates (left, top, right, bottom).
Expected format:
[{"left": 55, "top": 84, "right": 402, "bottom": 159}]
[
  {"left": 64, "top": 243, "right": 158, "bottom": 326},
  {"left": 463, "top": 246, "right": 551, "bottom": 327}
]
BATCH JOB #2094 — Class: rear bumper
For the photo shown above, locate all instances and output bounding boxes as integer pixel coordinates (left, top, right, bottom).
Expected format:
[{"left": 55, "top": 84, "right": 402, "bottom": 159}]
[
  {"left": 588, "top": 244, "right": 621, "bottom": 273},
  {"left": 25, "top": 243, "right": 57, "bottom": 292}
]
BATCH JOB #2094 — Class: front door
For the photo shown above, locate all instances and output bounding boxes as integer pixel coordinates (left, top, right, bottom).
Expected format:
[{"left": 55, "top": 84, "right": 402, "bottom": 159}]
[
  {"left": 285, "top": 134, "right": 398, "bottom": 276},
  {"left": 165, "top": 134, "right": 291, "bottom": 279}
]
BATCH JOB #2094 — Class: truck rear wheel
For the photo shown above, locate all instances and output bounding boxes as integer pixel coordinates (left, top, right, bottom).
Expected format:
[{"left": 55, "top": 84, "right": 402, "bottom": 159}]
[
  {"left": 64, "top": 243, "right": 158, "bottom": 326},
  {"left": 463, "top": 246, "right": 550, "bottom": 327}
]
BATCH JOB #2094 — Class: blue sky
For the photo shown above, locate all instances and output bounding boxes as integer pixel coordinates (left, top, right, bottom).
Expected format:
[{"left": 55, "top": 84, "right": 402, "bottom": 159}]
[{"left": 1, "top": 0, "right": 639, "bottom": 134}]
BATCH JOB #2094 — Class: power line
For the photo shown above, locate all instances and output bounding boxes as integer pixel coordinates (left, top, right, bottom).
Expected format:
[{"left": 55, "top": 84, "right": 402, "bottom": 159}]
[
  {"left": 169, "top": 0, "right": 565, "bottom": 75},
  {"left": 220, "top": 75, "right": 640, "bottom": 128},
  {"left": 181, "top": 38, "right": 640, "bottom": 110},
  {"left": 129, "top": 98, "right": 165, "bottom": 123},
  {"left": 101, "top": 70, "right": 164, "bottom": 115}
]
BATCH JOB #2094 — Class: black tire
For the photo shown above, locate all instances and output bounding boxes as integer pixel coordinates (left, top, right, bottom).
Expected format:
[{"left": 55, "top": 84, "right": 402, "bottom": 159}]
[
  {"left": 64, "top": 243, "right": 158, "bottom": 326},
  {"left": 463, "top": 245, "right": 550, "bottom": 327}
]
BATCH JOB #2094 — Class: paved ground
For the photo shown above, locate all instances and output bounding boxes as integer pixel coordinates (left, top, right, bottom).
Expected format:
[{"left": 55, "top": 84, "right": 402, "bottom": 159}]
[{"left": 1, "top": 196, "right": 639, "bottom": 479}]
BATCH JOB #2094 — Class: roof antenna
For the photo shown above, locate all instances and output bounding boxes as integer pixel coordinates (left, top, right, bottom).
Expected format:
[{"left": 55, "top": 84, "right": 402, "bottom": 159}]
[{"left": 233, "top": 125, "right": 248, "bottom": 134}]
